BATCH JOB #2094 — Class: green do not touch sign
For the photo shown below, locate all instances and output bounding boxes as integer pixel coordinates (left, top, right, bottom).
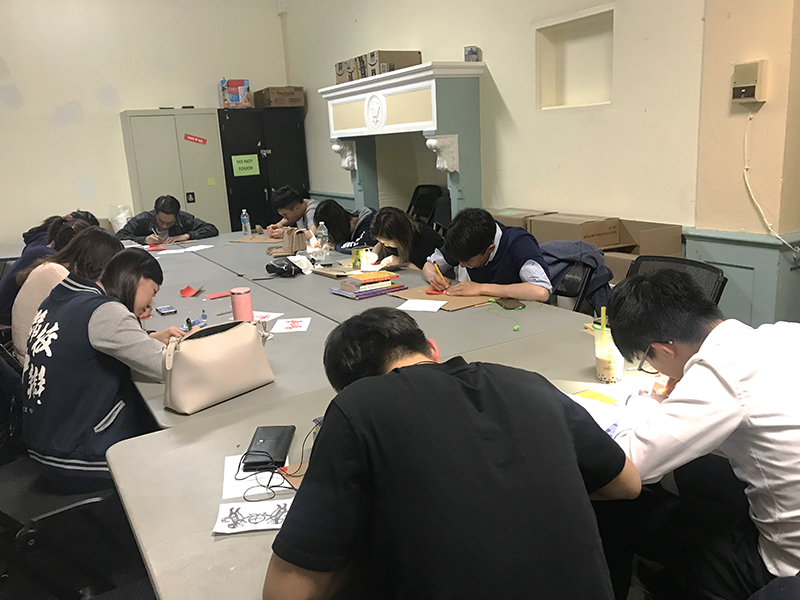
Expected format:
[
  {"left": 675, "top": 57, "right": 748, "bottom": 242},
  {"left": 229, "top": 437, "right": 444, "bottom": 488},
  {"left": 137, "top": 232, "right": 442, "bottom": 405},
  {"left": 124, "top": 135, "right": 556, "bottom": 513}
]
[{"left": 232, "top": 154, "right": 260, "bottom": 177}]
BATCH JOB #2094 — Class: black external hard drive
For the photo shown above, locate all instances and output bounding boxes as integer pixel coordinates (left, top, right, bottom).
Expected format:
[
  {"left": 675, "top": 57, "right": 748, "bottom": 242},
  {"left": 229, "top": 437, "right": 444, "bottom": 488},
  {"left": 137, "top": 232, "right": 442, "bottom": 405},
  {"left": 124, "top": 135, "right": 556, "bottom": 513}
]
[{"left": 242, "top": 425, "right": 296, "bottom": 472}]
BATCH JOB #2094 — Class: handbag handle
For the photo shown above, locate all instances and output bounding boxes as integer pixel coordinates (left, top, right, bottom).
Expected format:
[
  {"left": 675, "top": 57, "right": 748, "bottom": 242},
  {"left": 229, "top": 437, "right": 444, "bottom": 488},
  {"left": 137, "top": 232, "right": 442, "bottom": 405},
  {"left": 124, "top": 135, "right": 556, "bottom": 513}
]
[{"left": 164, "top": 336, "right": 181, "bottom": 371}]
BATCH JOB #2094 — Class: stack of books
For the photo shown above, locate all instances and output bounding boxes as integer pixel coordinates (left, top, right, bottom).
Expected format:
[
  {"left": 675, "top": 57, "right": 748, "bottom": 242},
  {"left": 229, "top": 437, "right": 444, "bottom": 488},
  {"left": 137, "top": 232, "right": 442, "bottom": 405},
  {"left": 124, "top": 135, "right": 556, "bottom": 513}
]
[{"left": 330, "top": 271, "right": 407, "bottom": 300}]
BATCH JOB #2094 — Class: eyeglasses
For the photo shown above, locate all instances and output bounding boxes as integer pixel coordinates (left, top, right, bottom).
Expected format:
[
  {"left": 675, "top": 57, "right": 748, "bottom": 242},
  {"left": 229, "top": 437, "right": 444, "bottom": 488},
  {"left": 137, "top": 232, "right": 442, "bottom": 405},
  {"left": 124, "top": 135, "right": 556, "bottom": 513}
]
[{"left": 637, "top": 344, "right": 659, "bottom": 375}]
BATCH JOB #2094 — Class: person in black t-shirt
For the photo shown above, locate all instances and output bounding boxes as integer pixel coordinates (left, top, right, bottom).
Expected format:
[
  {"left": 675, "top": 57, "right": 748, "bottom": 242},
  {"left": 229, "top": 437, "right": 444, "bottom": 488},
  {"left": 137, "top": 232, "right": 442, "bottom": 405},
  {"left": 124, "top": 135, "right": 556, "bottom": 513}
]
[
  {"left": 263, "top": 308, "right": 641, "bottom": 600},
  {"left": 369, "top": 206, "right": 444, "bottom": 270}
]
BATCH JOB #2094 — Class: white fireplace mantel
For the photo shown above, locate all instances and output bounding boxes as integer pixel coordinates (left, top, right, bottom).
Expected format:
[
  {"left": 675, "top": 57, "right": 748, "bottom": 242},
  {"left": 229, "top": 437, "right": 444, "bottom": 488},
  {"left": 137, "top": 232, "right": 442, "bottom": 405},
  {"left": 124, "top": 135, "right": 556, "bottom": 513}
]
[
  {"left": 318, "top": 61, "right": 485, "bottom": 214},
  {"left": 318, "top": 61, "right": 485, "bottom": 139}
]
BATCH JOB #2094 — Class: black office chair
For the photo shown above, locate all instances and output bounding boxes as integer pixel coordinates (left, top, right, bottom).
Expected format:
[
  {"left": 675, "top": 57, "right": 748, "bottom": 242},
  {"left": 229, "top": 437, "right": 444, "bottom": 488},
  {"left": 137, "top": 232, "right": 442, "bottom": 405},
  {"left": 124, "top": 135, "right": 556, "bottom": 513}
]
[
  {"left": 625, "top": 256, "right": 728, "bottom": 305},
  {"left": 406, "top": 185, "right": 443, "bottom": 225},
  {"left": 550, "top": 262, "right": 595, "bottom": 314},
  {"left": 431, "top": 191, "right": 452, "bottom": 236}
]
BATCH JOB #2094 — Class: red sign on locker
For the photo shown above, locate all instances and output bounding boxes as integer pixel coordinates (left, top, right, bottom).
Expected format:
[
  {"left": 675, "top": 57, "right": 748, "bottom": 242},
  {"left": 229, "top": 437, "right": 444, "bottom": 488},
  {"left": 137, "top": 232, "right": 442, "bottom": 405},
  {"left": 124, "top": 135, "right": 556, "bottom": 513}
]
[{"left": 184, "top": 134, "right": 207, "bottom": 145}]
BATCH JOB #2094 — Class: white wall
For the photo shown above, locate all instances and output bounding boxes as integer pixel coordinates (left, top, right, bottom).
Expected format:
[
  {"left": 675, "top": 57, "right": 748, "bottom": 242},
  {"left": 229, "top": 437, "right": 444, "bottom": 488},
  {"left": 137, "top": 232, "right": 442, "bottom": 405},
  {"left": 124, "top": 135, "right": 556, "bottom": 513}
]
[
  {"left": 0, "top": 0, "right": 286, "bottom": 245},
  {"left": 696, "top": 0, "right": 798, "bottom": 234},
  {"left": 280, "top": 0, "right": 705, "bottom": 226}
]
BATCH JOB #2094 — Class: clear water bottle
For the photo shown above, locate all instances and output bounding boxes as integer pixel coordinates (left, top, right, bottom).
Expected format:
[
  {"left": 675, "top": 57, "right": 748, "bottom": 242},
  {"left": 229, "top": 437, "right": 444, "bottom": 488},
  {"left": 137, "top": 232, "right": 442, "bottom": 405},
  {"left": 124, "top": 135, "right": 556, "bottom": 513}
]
[
  {"left": 240, "top": 209, "right": 251, "bottom": 237},
  {"left": 316, "top": 221, "right": 329, "bottom": 261}
]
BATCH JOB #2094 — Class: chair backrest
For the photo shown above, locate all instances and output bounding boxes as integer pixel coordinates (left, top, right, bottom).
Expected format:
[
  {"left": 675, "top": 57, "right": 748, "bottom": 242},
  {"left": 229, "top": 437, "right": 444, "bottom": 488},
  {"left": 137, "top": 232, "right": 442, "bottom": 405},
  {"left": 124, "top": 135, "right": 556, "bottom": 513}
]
[
  {"left": 406, "top": 185, "right": 443, "bottom": 224},
  {"left": 431, "top": 191, "right": 452, "bottom": 236},
  {"left": 625, "top": 256, "right": 728, "bottom": 304},
  {"left": 552, "top": 262, "right": 594, "bottom": 312}
]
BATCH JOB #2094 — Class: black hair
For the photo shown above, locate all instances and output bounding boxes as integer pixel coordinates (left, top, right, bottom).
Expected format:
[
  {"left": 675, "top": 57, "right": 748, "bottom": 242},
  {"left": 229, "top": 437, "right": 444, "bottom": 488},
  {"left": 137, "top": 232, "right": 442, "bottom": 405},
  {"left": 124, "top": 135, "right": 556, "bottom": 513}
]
[
  {"left": 100, "top": 248, "right": 164, "bottom": 314},
  {"left": 606, "top": 268, "right": 724, "bottom": 362},
  {"left": 18, "top": 227, "right": 123, "bottom": 286},
  {"left": 154, "top": 195, "right": 181, "bottom": 215},
  {"left": 323, "top": 307, "right": 432, "bottom": 392},
  {"left": 443, "top": 208, "right": 496, "bottom": 263},
  {"left": 272, "top": 186, "right": 304, "bottom": 211},
  {"left": 370, "top": 207, "right": 420, "bottom": 264},
  {"left": 47, "top": 216, "right": 91, "bottom": 250},
  {"left": 314, "top": 199, "right": 357, "bottom": 245},
  {"left": 70, "top": 210, "right": 99, "bottom": 227}
]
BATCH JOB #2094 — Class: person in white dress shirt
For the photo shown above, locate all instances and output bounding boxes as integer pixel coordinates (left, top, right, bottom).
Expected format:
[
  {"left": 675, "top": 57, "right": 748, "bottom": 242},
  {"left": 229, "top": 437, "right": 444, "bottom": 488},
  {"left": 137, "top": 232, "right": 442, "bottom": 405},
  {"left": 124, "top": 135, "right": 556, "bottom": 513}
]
[{"left": 605, "top": 268, "right": 800, "bottom": 600}]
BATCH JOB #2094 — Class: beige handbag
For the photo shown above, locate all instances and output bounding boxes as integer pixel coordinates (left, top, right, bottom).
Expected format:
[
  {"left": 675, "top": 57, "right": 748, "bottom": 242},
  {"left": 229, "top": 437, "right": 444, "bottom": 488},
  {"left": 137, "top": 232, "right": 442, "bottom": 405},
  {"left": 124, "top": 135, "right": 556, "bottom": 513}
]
[
  {"left": 163, "top": 321, "right": 275, "bottom": 415},
  {"left": 266, "top": 227, "right": 307, "bottom": 257}
]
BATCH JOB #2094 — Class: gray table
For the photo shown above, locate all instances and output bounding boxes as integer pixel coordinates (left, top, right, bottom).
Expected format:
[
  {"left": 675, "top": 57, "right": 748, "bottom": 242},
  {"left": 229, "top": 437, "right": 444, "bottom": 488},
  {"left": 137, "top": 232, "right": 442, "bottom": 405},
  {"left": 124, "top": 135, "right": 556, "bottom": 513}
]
[
  {"left": 109, "top": 320, "right": 652, "bottom": 600},
  {"left": 181, "top": 233, "right": 590, "bottom": 356},
  {"left": 107, "top": 387, "right": 335, "bottom": 600},
  {"left": 135, "top": 275, "right": 337, "bottom": 428}
]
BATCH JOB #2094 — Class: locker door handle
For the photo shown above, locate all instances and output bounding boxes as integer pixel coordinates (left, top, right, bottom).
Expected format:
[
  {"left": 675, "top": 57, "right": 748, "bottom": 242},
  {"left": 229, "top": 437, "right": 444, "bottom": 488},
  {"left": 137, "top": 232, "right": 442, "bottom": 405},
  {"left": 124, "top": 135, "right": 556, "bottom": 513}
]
[{"left": 260, "top": 149, "right": 272, "bottom": 157}]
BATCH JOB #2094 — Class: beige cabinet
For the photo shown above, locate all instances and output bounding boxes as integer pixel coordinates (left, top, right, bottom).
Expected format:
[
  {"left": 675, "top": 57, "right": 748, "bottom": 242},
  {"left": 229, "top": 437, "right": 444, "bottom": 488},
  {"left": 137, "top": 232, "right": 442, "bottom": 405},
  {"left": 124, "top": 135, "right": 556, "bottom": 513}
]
[{"left": 120, "top": 109, "right": 231, "bottom": 233}]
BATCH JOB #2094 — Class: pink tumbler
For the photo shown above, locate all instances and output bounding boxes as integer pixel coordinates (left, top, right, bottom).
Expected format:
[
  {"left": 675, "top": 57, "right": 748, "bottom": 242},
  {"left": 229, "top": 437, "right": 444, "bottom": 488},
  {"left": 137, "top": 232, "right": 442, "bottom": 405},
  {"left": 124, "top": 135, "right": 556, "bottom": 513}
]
[{"left": 230, "top": 287, "right": 254, "bottom": 321}]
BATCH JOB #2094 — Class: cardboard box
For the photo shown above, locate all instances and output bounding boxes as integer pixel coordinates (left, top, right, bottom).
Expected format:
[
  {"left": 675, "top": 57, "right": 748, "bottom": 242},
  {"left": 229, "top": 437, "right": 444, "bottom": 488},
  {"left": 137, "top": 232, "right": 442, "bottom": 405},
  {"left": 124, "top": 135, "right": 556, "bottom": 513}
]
[
  {"left": 487, "top": 207, "right": 555, "bottom": 229},
  {"left": 220, "top": 78, "right": 252, "bottom": 108},
  {"left": 336, "top": 51, "right": 422, "bottom": 83},
  {"left": 525, "top": 213, "right": 621, "bottom": 248},
  {"left": 334, "top": 58, "right": 361, "bottom": 84},
  {"left": 364, "top": 50, "right": 422, "bottom": 77},
  {"left": 253, "top": 86, "right": 305, "bottom": 108},
  {"left": 603, "top": 219, "right": 683, "bottom": 283}
]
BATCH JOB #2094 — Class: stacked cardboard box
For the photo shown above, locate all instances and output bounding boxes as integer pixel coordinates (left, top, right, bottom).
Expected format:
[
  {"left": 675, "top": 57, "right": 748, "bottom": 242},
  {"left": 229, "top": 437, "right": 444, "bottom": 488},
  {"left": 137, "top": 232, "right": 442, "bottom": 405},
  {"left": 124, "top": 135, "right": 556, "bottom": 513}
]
[
  {"left": 526, "top": 214, "right": 621, "bottom": 249},
  {"left": 334, "top": 51, "right": 422, "bottom": 84},
  {"left": 253, "top": 86, "right": 305, "bottom": 108},
  {"left": 520, "top": 212, "right": 683, "bottom": 284},
  {"left": 603, "top": 220, "right": 683, "bottom": 284},
  {"left": 487, "top": 207, "right": 555, "bottom": 229}
]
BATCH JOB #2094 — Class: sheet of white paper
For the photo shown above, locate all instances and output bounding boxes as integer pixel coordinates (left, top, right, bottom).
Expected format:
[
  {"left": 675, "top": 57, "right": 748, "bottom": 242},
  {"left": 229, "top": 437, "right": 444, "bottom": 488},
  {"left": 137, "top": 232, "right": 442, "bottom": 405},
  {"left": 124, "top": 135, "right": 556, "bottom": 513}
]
[
  {"left": 222, "top": 454, "right": 289, "bottom": 500},
  {"left": 183, "top": 244, "right": 213, "bottom": 252},
  {"left": 398, "top": 299, "right": 448, "bottom": 312},
  {"left": 154, "top": 249, "right": 185, "bottom": 255},
  {"left": 568, "top": 394, "right": 623, "bottom": 436},
  {"left": 252, "top": 311, "right": 283, "bottom": 323},
  {"left": 271, "top": 317, "right": 311, "bottom": 333},
  {"left": 213, "top": 498, "right": 294, "bottom": 534}
]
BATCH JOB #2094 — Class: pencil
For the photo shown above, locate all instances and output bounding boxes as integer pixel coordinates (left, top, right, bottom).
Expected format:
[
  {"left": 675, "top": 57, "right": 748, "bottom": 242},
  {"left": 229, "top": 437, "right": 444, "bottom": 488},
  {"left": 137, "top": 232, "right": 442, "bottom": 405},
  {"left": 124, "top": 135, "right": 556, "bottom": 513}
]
[{"left": 434, "top": 262, "right": 445, "bottom": 281}]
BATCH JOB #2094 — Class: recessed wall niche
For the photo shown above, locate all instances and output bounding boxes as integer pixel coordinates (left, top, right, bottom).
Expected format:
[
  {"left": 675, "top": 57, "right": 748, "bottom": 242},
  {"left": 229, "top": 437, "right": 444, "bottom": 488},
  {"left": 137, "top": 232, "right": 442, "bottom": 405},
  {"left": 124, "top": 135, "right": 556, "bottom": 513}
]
[{"left": 536, "top": 9, "right": 614, "bottom": 109}]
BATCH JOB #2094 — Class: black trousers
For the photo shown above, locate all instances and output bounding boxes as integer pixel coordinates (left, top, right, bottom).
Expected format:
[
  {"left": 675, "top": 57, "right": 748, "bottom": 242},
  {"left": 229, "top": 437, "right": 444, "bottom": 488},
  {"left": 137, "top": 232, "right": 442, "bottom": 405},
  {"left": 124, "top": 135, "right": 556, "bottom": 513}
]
[{"left": 595, "top": 455, "right": 775, "bottom": 600}]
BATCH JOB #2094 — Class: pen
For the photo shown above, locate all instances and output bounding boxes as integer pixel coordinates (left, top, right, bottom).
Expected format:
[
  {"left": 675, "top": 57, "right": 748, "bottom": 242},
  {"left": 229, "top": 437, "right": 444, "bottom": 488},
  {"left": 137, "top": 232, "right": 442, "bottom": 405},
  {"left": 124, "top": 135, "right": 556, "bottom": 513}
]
[
  {"left": 217, "top": 310, "right": 232, "bottom": 316},
  {"left": 185, "top": 318, "right": 192, "bottom": 330}
]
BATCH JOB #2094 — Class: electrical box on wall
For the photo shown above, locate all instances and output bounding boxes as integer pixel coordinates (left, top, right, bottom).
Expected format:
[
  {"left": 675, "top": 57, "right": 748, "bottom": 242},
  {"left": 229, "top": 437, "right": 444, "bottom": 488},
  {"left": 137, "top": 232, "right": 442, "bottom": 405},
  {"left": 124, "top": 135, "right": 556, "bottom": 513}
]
[{"left": 732, "top": 60, "right": 767, "bottom": 103}]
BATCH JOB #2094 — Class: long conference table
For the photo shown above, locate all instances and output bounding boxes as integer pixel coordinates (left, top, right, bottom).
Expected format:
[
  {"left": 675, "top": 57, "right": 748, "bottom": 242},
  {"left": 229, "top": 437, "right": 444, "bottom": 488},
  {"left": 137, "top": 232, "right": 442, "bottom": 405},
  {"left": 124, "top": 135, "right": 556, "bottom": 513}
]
[{"left": 107, "top": 232, "right": 642, "bottom": 600}]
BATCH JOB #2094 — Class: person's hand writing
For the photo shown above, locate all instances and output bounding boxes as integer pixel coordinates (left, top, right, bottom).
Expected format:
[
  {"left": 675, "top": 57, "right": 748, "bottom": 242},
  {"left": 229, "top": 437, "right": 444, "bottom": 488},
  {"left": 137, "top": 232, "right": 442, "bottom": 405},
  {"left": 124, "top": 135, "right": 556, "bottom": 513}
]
[
  {"left": 429, "top": 271, "right": 451, "bottom": 291},
  {"left": 164, "top": 234, "right": 190, "bottom": 244},
  {"left": 145, "top": 234, "right": 161, "bottom": 245},
  {"left": 378, "top": 255, "right": 402, "bottom": 268},
  {"left": 149, "top": 327, "right": 188, "bottom": 345},
  {"left": 266, "top": 225, "right": 284, "bottom": 239},
  {"left": 445, "top": 281, "right": 484, "bottom": 296}
]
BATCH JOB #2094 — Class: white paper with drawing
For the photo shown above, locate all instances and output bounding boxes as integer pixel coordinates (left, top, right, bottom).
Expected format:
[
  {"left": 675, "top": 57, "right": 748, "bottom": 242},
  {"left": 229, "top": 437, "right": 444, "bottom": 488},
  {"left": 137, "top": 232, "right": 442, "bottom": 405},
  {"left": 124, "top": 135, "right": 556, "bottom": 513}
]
[{"left": 213, "top": 498, "right": 294, "bottom": 534}]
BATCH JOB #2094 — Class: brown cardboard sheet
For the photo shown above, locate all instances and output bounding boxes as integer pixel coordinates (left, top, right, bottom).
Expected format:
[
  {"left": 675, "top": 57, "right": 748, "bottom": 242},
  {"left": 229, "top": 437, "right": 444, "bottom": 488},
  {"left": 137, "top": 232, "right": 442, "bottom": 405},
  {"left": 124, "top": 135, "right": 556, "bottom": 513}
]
[{"left": 389, "top": 285, "right": 493, "bottom": 311}]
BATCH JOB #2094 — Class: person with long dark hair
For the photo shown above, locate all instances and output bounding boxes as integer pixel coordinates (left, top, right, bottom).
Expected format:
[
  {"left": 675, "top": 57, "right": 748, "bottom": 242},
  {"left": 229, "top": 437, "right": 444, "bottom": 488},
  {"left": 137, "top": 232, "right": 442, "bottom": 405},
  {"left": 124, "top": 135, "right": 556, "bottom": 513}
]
[
  {"left": 370, "top": 207, "right": 444, "bottom": 270},
  {"left": 313, "top": 200, "right": 377, "bottom": 252},
  {"left": 22, "top": 248, "right": 188, "bottom": 492},
  {"left": 0, "top": 212, "right": 96, "bottom": 326},
  {"left": 11, "top": 227, "right": 123, "bottom": 359}
]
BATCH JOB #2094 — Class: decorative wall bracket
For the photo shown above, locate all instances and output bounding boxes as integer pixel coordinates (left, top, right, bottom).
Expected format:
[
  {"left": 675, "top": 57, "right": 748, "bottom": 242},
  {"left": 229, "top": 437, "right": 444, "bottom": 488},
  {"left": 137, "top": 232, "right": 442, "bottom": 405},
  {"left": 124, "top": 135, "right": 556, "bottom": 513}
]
[
  {"left": 425, "top": 135, "right": 459, "bottom": 173},
  {"left": 331, "top": 139, "right": 357, "bottom": 171}
]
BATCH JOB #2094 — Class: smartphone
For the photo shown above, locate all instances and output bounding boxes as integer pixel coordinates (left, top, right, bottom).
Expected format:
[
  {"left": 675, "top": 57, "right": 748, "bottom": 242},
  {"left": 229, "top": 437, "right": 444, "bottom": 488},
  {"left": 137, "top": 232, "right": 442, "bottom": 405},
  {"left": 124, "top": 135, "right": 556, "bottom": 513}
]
[
  {"left": 155, "top": 305, "right": 177, "bottom": 316},
  {"left": 495, "top": 298, "right": 525, "bottom": 310}
]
